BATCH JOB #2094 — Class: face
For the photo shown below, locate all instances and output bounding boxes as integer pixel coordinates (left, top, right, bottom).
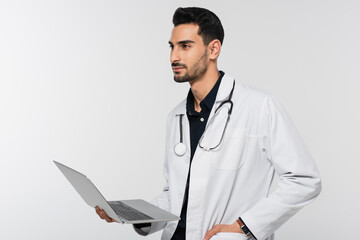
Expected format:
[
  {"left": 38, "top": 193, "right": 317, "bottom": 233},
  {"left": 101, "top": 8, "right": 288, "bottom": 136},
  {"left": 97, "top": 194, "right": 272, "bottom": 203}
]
[{"left": 169, "top": 24, "right": 209, "bottom": 83}]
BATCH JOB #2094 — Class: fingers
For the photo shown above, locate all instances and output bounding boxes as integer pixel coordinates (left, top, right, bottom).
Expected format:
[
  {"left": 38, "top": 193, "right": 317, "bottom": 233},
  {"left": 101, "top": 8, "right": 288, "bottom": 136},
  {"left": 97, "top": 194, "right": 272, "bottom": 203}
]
[
  {"left": 95, "top": 206, "right": 115, "bottom": 223},
  {"left": 203, "top": 224, "right": 221, "bottom": 240},
  {"left": 203, "top": 222, "right": 242, "bottom": 240},
  {"left": 95, "top": 206, "right": 101, "bottom": 215}
]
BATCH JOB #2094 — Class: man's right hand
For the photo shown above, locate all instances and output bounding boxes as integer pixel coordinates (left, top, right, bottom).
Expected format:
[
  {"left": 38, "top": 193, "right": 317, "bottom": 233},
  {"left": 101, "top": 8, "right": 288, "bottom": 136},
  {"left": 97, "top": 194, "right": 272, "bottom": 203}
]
[{"left": 95, "top": 206, "right": 117, "bottom": 223}]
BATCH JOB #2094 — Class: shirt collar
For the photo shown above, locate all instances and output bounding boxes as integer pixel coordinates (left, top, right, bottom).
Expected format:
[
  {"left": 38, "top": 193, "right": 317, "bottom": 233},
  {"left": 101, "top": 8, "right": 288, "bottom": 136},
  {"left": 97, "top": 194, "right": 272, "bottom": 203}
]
[{"left": 186, "top": 71, "right": 225, "bottom": 115}]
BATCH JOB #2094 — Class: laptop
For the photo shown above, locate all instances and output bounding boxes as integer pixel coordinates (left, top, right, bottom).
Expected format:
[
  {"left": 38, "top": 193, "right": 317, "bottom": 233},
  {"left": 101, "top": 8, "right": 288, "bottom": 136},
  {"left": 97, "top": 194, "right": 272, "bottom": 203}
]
[{"left": 54, "top": 160, "right": 180, "bottom": 224}]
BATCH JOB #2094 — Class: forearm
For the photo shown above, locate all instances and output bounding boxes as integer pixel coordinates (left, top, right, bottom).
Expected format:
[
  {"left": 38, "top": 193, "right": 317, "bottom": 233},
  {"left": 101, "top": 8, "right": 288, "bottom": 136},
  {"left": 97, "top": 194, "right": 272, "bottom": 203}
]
[{"left": 240, "top": 173, "right": 321, "bottom": 240}]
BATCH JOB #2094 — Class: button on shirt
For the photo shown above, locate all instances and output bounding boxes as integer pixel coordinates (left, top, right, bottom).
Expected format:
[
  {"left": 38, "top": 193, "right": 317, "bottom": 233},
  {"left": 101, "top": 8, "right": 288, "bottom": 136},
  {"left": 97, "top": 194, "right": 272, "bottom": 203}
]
[{"left": 171, "top": 71, "right": 224, "bottom": 240}]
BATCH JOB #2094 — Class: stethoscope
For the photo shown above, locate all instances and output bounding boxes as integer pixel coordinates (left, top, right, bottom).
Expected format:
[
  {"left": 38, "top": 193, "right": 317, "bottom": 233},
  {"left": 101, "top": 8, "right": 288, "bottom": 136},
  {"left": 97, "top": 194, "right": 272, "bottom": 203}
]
[{"left": 174, "top": 80, "right": 235, "bottom": 156}]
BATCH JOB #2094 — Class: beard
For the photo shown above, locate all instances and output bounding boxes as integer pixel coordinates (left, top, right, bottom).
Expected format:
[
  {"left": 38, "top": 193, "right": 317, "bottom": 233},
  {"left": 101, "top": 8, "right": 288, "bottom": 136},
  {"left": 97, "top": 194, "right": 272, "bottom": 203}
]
[{"left": 173, "top": 50, "right": 208, "bottom": 83}]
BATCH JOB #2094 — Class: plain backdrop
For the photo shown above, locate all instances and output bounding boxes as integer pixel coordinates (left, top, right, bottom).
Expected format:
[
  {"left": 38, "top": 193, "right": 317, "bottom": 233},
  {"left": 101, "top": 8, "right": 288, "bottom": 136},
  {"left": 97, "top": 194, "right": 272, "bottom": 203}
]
[{"left": 1, "top": 0, "right": 359, "bottom": 239}]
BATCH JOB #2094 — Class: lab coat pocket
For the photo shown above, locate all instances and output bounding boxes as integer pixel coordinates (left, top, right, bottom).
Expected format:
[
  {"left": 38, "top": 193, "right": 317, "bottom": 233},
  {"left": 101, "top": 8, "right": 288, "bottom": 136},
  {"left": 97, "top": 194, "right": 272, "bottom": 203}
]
[
  {"left": 215, "top": 232, "right": 249, "bottom": 240},
  {"left": 212, "top": 128, "right": 248, "bottom": 170}
]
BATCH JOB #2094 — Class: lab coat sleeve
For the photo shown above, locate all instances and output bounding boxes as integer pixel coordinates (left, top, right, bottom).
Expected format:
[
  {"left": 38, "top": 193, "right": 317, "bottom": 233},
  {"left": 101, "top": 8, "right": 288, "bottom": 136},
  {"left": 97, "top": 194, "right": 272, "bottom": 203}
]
[
  {"left": 133, "top": 113, "right": 172, "bottom": 236},
  {"left": 240, "top": 94, "right": 322, "bottom": 240}
]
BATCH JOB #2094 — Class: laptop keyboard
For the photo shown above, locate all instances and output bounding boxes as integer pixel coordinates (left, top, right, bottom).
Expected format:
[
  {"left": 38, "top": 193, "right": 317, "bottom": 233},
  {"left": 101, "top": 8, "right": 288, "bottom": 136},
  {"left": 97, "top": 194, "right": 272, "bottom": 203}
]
[{"left": 109, "top": 201, "right": 154, "bottom": 221}]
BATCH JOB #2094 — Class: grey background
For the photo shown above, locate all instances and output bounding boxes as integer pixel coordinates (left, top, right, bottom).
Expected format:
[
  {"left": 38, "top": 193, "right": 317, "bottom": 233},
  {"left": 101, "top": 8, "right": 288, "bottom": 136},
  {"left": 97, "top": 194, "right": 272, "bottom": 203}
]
[{"left": 0, "top": 0, "right": 359, "bottom": 239}]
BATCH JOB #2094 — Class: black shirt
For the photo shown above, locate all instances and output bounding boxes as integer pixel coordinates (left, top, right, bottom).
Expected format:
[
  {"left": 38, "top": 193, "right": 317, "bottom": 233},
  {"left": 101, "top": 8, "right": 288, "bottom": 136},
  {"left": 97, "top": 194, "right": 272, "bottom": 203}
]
[{"left": 171, "top": 71, "right": 224, "bottom": 240}]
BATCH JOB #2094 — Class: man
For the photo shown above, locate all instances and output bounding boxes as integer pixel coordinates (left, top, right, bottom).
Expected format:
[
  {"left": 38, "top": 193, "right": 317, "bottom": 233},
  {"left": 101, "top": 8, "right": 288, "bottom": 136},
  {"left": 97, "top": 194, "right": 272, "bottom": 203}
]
[{"left": 96, "top": 7, "right": 321, "bottom": 240}]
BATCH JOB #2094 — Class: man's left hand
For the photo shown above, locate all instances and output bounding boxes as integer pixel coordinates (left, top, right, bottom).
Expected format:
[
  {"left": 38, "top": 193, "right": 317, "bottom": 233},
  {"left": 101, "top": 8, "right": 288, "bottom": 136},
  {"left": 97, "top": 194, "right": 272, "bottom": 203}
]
[{"left": 203, "top": 221, "right": 243, "bottom": 240}]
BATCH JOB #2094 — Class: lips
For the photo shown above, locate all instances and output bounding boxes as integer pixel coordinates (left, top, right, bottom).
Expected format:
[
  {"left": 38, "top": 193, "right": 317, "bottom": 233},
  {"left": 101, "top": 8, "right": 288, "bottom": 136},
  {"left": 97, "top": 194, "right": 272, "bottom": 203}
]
[
  {"left": 172, "top": 63, "right": 186, "bottom": 72},
  {"left": 172, "top": 67, "right": 184, "bottom": 71}
]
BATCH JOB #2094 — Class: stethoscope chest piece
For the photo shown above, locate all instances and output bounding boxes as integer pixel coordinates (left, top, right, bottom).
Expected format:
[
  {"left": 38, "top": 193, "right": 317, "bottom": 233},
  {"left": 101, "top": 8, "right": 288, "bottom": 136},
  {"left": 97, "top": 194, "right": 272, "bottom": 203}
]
[{"left": 174, "top": 142, "right": 187, "bottom": 156}]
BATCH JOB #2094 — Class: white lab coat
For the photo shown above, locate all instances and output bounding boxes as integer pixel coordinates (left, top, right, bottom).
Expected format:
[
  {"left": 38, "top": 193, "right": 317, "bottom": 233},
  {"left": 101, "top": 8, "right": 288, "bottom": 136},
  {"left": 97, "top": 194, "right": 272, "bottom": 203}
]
[{"left": 135, "top": 73, "right": 321, "bottom": 240}]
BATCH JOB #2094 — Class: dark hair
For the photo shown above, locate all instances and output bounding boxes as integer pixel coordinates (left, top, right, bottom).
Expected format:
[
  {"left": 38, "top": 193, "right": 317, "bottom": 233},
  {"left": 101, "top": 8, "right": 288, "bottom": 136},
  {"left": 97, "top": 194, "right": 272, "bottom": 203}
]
[{"left": 172, "top": 7, "right": 224, "bottom": 46}]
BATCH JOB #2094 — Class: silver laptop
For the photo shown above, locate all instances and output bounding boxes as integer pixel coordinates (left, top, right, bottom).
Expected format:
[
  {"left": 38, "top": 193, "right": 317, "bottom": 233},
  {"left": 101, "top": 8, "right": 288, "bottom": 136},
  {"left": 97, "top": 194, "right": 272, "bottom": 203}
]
[{"left": 54, "top": 160, "right": 180, "bottom": 224}]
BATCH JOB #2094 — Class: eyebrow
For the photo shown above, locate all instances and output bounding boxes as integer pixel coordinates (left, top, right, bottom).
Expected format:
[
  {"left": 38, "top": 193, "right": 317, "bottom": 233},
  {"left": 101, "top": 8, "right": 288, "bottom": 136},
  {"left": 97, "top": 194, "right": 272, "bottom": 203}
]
[{"left": 168, "top": 40, "right": 196, "bottom": 46}]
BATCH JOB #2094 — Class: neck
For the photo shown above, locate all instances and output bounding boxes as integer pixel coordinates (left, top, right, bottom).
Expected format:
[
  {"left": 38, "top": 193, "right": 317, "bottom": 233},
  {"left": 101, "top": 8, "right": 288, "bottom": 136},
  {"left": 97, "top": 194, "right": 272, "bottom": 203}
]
[{"left": 189, "top": 66, "right": 220, "bottom": 112}]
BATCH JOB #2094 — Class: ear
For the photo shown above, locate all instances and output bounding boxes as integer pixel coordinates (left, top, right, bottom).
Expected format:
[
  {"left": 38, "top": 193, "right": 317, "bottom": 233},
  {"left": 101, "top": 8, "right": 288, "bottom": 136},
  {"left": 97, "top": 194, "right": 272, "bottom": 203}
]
[{"left": 208, "top": 39, "right": 222, "bottom": 60}]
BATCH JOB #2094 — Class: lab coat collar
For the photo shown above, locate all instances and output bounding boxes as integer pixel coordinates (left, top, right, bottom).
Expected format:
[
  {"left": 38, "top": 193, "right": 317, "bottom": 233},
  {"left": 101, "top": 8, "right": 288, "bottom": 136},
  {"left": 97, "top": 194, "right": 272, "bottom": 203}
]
[{"left": 214, "top": 72, "right": 235, "bottom": 103}]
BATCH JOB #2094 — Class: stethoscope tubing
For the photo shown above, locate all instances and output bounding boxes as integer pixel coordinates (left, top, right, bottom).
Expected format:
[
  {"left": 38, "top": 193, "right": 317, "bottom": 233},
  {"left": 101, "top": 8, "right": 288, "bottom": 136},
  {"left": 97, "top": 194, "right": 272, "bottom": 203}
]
[{"left": 174, "top": 80, "right": 235, "bottom": 156}]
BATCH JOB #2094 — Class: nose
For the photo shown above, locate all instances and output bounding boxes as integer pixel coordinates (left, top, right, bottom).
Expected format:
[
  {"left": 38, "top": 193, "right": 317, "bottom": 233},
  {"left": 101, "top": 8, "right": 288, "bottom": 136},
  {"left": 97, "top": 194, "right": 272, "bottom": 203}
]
[{"left": 170, "top": 48, "right": 180, "bottom": 63}]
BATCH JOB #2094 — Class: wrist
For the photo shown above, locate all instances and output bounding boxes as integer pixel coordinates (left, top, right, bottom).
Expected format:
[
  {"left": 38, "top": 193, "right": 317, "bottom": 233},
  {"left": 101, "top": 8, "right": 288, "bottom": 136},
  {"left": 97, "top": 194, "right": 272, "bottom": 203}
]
[
  {"left": 236, "top": 218, "right": 251, "bottom": 236},
  {"left": 231, "top": 221, "right": 243, "bottom": 233}
]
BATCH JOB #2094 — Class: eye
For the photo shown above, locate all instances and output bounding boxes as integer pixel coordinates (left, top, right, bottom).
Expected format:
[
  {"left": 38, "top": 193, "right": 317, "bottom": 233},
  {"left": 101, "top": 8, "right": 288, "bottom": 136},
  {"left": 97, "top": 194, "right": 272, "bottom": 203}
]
[{"left": 182, "top": 44, "right": 190, "bottom": 49}]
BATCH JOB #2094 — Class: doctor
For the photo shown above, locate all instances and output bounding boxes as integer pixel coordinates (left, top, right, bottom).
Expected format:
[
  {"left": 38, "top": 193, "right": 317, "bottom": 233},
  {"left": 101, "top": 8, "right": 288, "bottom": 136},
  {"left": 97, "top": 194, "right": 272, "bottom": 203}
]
[{"left": 96, "top": 7, "right": 321, "bottom": 240}]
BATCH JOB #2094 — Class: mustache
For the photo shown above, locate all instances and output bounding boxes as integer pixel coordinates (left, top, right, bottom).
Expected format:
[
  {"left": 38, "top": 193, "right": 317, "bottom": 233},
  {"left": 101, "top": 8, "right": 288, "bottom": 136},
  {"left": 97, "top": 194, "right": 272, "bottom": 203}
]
[{"left": 172, "top": 63, "right": 187, "bottom": 68}]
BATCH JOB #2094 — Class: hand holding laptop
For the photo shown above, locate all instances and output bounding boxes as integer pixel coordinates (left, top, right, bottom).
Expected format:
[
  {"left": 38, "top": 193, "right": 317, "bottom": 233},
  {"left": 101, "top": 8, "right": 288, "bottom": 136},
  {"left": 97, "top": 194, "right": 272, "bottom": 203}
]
[
  {"left": 54, "top": 161, "right": 180, "bottom": 224},
  {"left": 95, "top": 206, "right": 117, "bottom": 223}
]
